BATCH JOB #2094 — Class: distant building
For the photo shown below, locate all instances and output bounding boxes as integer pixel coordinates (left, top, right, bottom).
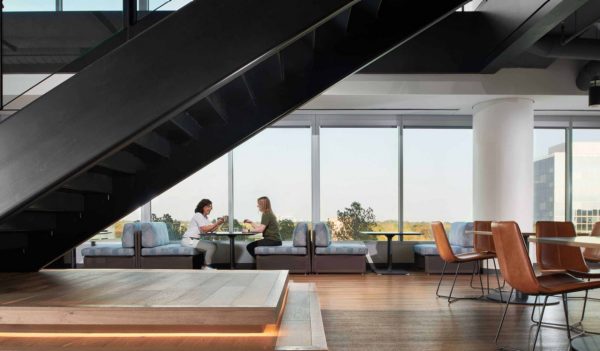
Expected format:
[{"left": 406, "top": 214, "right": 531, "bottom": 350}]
[{"left": 534, "top": 142, "right": 600, "bottom": 233}]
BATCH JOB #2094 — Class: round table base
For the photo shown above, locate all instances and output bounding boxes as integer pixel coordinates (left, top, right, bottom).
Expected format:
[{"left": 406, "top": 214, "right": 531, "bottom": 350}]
[{"left": 485, "top": 292, "right": 560, "bottom": 305}]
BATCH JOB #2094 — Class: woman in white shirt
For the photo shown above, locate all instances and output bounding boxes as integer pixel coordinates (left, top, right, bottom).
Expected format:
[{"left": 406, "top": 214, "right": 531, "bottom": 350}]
[{"left": 181, "top": 199, "right": 224, "bottom": 269}]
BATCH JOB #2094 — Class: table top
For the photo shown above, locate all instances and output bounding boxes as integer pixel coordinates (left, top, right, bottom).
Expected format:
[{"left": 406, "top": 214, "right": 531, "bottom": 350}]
[
  {"left": 212, "top": 231, "right": 261, "bottom": 236},
  {"left": 360, "top": 231, "right": 422, "bottom": 236},
  {"left": 529, "top": 236, "right": 600, "bottom": 249},
  {"left": 467, "top": 231, "right": 534, "bottom": 237}
]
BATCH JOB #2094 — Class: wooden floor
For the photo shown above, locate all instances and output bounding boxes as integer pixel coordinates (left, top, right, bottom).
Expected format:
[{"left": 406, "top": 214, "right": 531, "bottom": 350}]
[{"left": 1, "top": 271, "right": 600, "bottom": 350}]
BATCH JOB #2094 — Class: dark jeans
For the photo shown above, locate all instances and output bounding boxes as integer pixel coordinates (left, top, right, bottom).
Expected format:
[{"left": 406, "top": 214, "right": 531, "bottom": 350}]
[{"left": 247, "top": 239, "right": 282, "bottom": 258}]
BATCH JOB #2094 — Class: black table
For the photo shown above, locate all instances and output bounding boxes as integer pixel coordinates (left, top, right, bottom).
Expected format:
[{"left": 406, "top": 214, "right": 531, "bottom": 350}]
[
  {"left": 468, "top": 230, "right": 559, "bottom": 306},
  {"left": 213, "top": 232, "right": 258, "bottom": 269},
  {"left": 361, "top": 231, "right": 422, "bottom": 275}
]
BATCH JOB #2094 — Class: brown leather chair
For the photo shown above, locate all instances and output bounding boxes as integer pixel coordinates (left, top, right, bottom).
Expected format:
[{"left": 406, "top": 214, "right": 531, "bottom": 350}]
[
  {"left": 472, "top": 221, "right": 503, "bottom": 293},
  {"left": 535, "top": 221, "right": 600, "bottom": 329},
  {"left": 432, "top": 221, "right": 495, "bottom": 303},
  {"left": 583, "top": 222, "right": 600, "bottom": 263},
  {"left": 492, "top": 221, "right": 600, "bottom": 350}
]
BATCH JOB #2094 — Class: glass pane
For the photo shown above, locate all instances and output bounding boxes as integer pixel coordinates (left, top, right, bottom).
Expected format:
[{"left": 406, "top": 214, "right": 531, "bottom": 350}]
[
  {"left": 234, "top": 128, "right": 311, "bottom": 241},
  {"left": 63, "top": 0, "right": 122, "bottom": 11},
  {"left": 75, "top": 208, "right": 141, "bottom": 265},
  {"left": 152, "top": 155, "right": 228, "bottom": 240},
  {"left": 321, "top": 128, "right": 398, "bottom": 241},
  {"left": 534, "top": 129, "right": 566, "bottom": 222},
  {"left": 4, "top": 0, "right": 55, "bottom": 11},
  {"left": 573, "top": 129, "right": 600, "bottom": 234},
  {"left": 403, "top": 128, "right": 472, "bottom": 241},
  {"left": 158, "top": 0, "right": 193, "bottom": 11}
]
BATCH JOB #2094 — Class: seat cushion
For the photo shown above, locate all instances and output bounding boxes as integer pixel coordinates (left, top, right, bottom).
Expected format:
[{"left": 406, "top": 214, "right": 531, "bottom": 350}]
[
  {"left": 448, "top": 222, "right": 474, "bottom": 248},
  {"left": 255, "top": 244, "right": 307, "bottom": 256},
  {"left": 141, "top": 222, "right": 170, "bottom": 248},
  {"left": 292, "top": 222, "right": 309, "bottom": 247},
  {"left": 314, "top": 222, "right": 332, "bottom": 247},
  {"left": 141, "top": 244, "right": 200, "bottom": 256},
  {"left": 82, "top": 244, "right": 135, "bottom": 257},
  {"left": 315, "top": 242, "right": 367, "bottom": 255},
  {"left": 413, "top": 244, "right": 474, "bottom": 256}
]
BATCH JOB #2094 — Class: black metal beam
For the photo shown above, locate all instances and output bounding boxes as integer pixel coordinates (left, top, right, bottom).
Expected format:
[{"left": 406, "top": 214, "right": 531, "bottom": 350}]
[{"left": 478, "top": 0, "right": 589, "bottom": 73}]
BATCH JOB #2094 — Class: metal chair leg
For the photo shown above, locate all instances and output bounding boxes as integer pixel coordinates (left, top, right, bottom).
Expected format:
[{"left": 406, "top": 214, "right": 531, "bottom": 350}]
[
  {"left": 495, "top": 288, "right": 514, "bottom": 344},
  {"left": 435, "top": 262, "right": 448, "bottom": 298},
  {"left": 478, "top": 261, "right": 485, "bottom": 297},
  {"left": 492, "top": 259, "right": 504, "bottom": 302},
  {"left": 562, "top": 293, "right": 572, "bottom": 341},
  {"left": 532, "top": 295, "right": 549, "bottom": 351},
  {"left": 448, "top": 263, "right": 461, "bottom": 303}
]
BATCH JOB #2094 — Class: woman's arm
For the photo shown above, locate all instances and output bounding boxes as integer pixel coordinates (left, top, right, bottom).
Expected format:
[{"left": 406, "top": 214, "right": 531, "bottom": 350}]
[
  {"left": 244, "top": 219, "right": 266, "bottom": 233},
  {"left": 200, "top": 218, "right": 224, "bottom": 233}
]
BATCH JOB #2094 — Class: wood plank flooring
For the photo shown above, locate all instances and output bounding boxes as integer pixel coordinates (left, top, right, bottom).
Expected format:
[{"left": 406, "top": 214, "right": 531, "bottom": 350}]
[{"left": 1, "top": 271, "right": 600, "bottom": 350}]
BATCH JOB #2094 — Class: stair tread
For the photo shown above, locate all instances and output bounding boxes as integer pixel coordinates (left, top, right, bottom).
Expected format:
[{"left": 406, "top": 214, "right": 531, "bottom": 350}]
[{"left": 275, "top": 282, "right": 327, "bottom": 351}]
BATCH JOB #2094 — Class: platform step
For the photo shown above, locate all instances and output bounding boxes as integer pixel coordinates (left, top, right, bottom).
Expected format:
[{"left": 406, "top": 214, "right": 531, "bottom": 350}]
[{"left": 276, "top": 282, "right": 327, "bottom": 351}]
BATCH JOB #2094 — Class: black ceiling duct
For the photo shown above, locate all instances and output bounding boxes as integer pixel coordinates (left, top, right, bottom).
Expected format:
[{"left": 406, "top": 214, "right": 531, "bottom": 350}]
[{"left": 576, "top": 62, "right": 600, "bottom": 107}]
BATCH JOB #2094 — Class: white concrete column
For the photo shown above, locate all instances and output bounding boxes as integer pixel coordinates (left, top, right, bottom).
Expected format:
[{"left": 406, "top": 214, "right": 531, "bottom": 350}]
[{"left": 473, "top": 97, "right": 534, "bottom": 232}]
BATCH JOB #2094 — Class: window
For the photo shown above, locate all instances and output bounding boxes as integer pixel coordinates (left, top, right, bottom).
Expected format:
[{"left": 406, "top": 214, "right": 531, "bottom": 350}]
[
  {"left": 151, "top": 155, "right": 228, "bottom": 239},
  {"left": 320, "top": 127, "right": 398, "bottom": 241},
  {"left": 572, "top": 129, "right": 600, "bottom": 233},
  {"left": 534, "top": 129, "right": 566, "bottom": 222},
  {"left": 403, "top": 128, "right": 472, "bottom": 240},
  {"left": 63, "top": 0, "right": 122, "bottom": 11},
  {"left": 3, "top": 0, "right": 55, "bottom": 11},
  {"left": 233, "top": 128, "right": 311, "bottom": 240}
]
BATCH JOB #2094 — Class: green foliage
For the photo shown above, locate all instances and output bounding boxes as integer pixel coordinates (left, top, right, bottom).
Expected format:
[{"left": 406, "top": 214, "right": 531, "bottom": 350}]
[
  {"left": 152, "top": 213, "right": 185, "bottom": 240},
  {"left": 331, "top": 201, "right": 376, "bottom": 241},
  {"left": 279, "top": 219, "right": 295, "bottom": 241}
]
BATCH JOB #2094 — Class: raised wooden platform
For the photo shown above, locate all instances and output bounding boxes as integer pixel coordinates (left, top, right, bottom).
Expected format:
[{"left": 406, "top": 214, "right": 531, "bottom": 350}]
[{"left": 0, "top": 269, "right": 288, "bottom": 333}]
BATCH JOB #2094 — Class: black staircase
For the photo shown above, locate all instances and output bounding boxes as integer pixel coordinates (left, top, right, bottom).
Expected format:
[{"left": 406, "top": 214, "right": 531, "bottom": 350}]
[{"left": 0, "top": 0, "right": 467, "bottom": 271}]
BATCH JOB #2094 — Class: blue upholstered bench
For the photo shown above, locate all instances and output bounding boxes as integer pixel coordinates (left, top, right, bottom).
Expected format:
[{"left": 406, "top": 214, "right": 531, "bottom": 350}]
[
  {"left": 413, "top": 222, "right": 476, "bottom": 274},
  {"left": 255, "top": 222, "right": 311, "bottom": 273},
  {"left": 82, "top": 222, "right": 203, "bottom": 269},
  {"left": 312, "top": 222, "right": 368, "bottom": 273},
  {"left": 139, "top": 222, "right": 203, "bottom": 269},
  {"left": 81, "top": 223, "right": 138, "bottom": 268}
]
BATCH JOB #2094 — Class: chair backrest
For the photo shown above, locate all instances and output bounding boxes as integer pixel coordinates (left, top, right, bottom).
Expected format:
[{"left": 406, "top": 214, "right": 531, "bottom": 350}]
[
  {"left": 292, "top": 222, "right": 309, "bottom": 247},
  {"left": 431, "top": 222, "right": 457, "bottom": 263},
  {"left": 141, "top": 222, "right": 170, "bottom": 248},
  {"left": 492, "top": 221, "right": 540, "bottom": 294},
  {"left": 313, "top": 222, "right": 331, "bottom": 247},
  {"left": 474, "top": 221, "right": 495, "bottom": 253},
  {"left": 536, "top": 221, "right": 589, "bottom": 272},
  {"left": 583, "top": 222, "right": 600, "bottom": 262},
  {"left": 448, "top": 222, "right": 474, "bottom": 248},
  {"left": 121, "top": 223, "right": 138, "bottom": 248}
]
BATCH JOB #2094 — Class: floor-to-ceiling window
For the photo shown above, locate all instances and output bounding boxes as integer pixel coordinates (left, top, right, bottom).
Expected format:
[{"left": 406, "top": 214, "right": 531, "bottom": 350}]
[
  {"left": 533, "top": 129, "right": 566, "bottom": 222},
  {"left": 572, "top": 129, "right": 600, "bottom": 233},
  {"left": 403, "top": 128, "right": 472, "bottom": 240},
  {"left": 233, "top": 128, "right": 311, "bottom": 240},
  {"left": 151, "top": 155, "right": 229, "bottom": 239},
  {"left": 320, "top": 127, "right": 398, "bottom": 241}
]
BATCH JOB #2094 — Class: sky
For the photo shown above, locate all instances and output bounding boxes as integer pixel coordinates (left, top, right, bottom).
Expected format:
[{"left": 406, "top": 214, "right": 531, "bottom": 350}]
[
  {"left": 142, "top": 126, "right": 477, "bottom": 224},
  {"left": 3, "top": 0, "right": 193, "bottom": 12}
]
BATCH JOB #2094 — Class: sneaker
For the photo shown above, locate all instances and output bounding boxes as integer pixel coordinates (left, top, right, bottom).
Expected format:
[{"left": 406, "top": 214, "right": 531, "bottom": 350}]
[{"left": 202, "top": 265, "right": 216, "bottom": 270}]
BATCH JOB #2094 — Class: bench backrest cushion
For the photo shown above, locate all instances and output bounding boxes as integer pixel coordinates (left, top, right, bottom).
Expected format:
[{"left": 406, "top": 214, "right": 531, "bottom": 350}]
[
  {"left": 293, "top": 222, "right": 309, "bottom": 247},
  {"left": 121, "top": 223, "right": 137, "bottom": 248},
  {"left": 141, "top": 222, "right": 170, "bottom": 248},
  {"left": 314, "top": 222, "right": 331, "bottom": 247},
  {"left": 448, "top": 222, "right": 474, "bottom": 248}
]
